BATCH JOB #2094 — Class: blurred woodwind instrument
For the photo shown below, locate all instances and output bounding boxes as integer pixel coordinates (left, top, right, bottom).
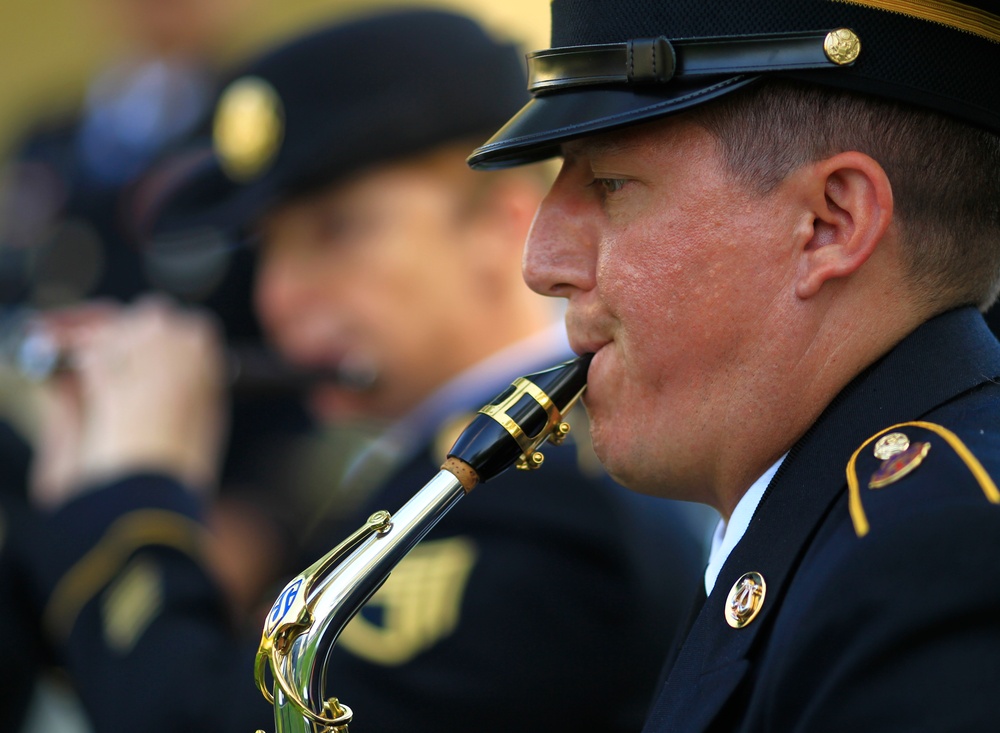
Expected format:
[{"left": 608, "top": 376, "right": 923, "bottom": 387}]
[
  {"left": 0, "top": 307, "right": 372, "bottom": 393},
  {"left": 252, "top": 353, "right": 592, "bottom": 732}
]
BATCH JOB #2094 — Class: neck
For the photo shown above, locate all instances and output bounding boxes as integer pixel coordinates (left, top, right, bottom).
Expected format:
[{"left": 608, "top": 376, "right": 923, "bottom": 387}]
[{"left": 708, "top": 286, "right": 925, "bottom": 518}]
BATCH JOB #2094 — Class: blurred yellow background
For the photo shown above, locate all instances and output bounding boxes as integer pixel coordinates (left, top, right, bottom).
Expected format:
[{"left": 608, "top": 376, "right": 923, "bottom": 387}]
[{"left": 0, "top": 0, "right": 549, "bottom": 157}]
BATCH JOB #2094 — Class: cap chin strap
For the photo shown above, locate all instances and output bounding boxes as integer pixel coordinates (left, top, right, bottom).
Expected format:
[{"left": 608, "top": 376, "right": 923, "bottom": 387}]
[{"left": 528, "top": 29, "right": 861, "bottom": 94}]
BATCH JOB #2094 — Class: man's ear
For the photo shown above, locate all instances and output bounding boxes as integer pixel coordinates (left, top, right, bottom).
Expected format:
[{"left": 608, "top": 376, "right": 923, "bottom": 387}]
[{"left": 793, "top": 151, "right": 894, "bottom": 300}]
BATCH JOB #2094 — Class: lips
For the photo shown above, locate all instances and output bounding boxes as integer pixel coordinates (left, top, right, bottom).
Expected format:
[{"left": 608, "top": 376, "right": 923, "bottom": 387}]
[
  {"left": 565, "top": 319, "right": 612, "bottom": 409},
  {"left": 568, "top": 336, "right": 608, "bottom": 358},
  {"left": 569, "top": 339, "right": 608, "bottom": 404},
  {"left": 279, "top": 344, "right": 348, "bottom": 373}
]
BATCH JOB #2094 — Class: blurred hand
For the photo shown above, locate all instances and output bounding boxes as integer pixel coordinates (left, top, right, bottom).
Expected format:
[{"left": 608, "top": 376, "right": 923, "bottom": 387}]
[{"left": 30, "top": 298, "right": 227, "bottom": 508}]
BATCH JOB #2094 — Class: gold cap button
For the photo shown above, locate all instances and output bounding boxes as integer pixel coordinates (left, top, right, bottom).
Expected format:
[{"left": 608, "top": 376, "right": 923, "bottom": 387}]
[{"left": 824, "top": 28, "right": 862, "bottom": 66}]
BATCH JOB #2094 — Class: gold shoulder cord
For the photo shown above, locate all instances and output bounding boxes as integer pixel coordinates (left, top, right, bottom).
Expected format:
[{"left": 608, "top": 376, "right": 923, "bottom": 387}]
[
  {"left": 846, "top": 420, "right": 1000, "bottom": 537},
  {"left": 44, "top": 510, "right": 206, "bottom": 641}
]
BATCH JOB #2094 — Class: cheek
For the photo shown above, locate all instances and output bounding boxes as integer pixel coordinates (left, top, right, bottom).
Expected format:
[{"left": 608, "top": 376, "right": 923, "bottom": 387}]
[
  {"left": 362, "top": 258, "right": 442, "bottom": 333},
  {"left": 596, "top": 230, "right": 693, "bottom": 372},
  {"left": 602, "top": 209, "right": 768, "bottom": 363},
  {"left": 347, "top": 257, "right": 455, "bottom": 379},
  {"left": 253, "top": 259, "right": 322, "bottom": 350}
]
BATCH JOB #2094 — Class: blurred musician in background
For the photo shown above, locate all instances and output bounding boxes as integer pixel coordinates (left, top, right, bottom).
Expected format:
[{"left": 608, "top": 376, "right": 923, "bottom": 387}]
[
  {"left": 14, "top": 9, "right": 713, "bottom": 733},
  {"left": 0, "top": 2, "right": 297, "bottom": 730},
  {"left": 0, "top": 0, "right": 309, "bottom": 548}
]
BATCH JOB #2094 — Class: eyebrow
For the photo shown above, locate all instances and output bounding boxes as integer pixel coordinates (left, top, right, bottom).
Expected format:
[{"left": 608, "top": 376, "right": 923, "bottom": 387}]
[{"left": 562, "top": 132, "right": 644, "bottom": 160}]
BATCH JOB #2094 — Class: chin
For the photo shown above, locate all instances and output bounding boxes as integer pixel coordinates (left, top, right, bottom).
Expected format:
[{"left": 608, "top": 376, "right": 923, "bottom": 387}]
[
  {"left": 590, "top": 416, "right": 673, "bottom": 498},
  {"left": 589, "top": 418, "right": 629, "bottom": 482}
]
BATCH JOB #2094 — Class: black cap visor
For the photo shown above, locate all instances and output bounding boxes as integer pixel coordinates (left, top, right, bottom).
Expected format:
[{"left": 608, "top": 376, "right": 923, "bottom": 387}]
[{"left": 468, "top": 75, "right": 756, "bottom": 169}]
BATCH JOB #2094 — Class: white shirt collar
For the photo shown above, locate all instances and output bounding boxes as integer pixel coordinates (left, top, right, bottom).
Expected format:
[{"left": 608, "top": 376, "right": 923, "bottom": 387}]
[{"left": 703, "top": 454, "right": 787, "bottom": 595}]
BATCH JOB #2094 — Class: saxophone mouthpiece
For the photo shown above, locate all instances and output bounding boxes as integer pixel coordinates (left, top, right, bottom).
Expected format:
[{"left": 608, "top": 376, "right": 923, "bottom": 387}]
[{"left": 445, "top": 353, "right": 593, "bottom": 484}]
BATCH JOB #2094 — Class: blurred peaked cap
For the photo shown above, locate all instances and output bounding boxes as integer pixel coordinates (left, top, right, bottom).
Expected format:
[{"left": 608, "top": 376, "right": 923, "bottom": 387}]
[
  {"left": 468, "top": 0, "right": 1000, "bottom": 169},
  {"left": 149, "top": 7, "right": 529, "bottom": 236}
]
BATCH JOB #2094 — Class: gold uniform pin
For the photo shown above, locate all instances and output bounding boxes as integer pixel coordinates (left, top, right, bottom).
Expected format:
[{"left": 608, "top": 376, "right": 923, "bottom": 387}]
[
  {"left": 213, "top": 76, "right": 285, "bottom": 183},
  {"left": 873, "top": 431, "right": 909, "bottom": 460},
  {"left": 725, "top": 571, "right": 766, "bottom": 629},
  {"left": 869, "top": 431, "right": 931, "bottom": 489}
]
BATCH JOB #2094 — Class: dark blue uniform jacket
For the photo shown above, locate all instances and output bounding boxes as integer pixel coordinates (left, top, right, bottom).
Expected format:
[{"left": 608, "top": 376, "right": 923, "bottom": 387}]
[
  {"left": 0, "top": 490, "right": 43, "bottom": 732},
  {"left": 644, "top": 306, "right": 1000, "bottom": 732}
]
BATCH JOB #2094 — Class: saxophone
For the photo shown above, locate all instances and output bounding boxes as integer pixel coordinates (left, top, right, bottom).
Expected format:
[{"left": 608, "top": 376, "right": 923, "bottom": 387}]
[{"left": 253, "top": 354, "right": 592, "bottom": 733}]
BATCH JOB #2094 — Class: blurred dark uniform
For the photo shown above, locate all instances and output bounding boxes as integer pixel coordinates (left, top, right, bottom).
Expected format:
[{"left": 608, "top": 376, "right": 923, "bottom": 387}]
[
  {"left": 21, "top": 341, "right": 710, "bottom": 733},
  {"left": 14, "top": 10, "right": 715, "bottom": 733},
  {"left": 466, "top": 1, "right": 1000, "bottom": 731},
  {"left": 0, "top": 26, "right": 308, "bottom": 733},
  {"left": 0, "top": 403, "right": 37, "bottom": 728},
  {"left": 0, "top": 488, "right": 42, "bottom": 733}
]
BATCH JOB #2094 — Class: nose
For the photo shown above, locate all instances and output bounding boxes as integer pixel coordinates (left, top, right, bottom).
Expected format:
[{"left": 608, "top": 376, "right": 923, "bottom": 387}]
[{"left": 522, "top": 161, "right": 597, "bottom": 299}]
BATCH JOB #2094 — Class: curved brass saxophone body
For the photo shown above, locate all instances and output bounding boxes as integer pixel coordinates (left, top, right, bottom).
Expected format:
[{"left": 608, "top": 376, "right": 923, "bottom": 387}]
[{"left": 254, "top": 354, "right": 592, "bottom": 733}]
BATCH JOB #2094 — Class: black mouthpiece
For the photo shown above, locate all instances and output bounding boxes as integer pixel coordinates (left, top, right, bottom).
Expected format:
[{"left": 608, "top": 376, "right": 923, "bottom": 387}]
[{"left": 447, "top": 353, "right": 592, "bottom": 483}]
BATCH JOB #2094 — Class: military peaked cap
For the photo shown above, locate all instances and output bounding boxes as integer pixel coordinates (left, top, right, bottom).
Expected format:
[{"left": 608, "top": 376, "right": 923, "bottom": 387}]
[
  {"left": 468, "top": 0, "right": 1000, "bottom": 169},
  {"left": 151, "top": 8, "right": 527, "bottom": 234}
]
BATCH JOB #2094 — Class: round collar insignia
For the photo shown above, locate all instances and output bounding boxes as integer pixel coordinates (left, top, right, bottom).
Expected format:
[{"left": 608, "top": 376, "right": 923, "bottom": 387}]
[{"left": 726, "top": 571, "right": 767, "bottom": 629}]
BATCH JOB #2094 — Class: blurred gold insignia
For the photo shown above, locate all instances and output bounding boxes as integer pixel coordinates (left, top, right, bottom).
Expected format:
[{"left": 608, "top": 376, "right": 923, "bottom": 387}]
[
  {"left": 101, "top": 557, "right": 164, "bottom": 654},
  {"left": 213, "top": 76, "right": 284, "bottom": 182},
  {"left": 338, "top": 536, "right": 477, "bottom": 665}
]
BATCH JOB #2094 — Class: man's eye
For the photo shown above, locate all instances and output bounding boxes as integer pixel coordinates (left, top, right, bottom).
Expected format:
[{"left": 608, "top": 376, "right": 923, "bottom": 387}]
[{"left": 594, "top": 178, "right": 626, "bottom": 194}]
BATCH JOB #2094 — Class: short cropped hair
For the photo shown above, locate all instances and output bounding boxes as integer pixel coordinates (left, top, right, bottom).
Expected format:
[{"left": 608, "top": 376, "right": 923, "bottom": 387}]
[{"left": 691, "top": 80, "right": 1000, "bottom": 312}]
